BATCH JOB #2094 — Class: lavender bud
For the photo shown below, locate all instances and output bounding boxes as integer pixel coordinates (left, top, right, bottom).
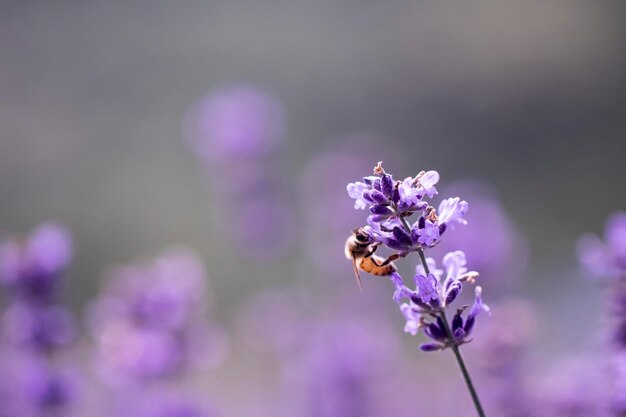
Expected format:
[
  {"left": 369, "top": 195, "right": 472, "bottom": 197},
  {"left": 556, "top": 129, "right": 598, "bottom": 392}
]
[
  {"left": 372, "top": 178, "right": 382, "bottom": 192},
  {"left": 410, "top": 294, "right": 433, "bottom": 311},
  {"left": 464, "top": 316, "right": 476, "bottom": 335},
  {"left": 439, "top": 223, "right": 447, "bottom": 235},
  {"left": 368, "top": 214, "right": 390, "bottom": 224},
  {"left": 428, "top": 297, "right": 441, "bottom": 310},
  {"left": 452, "top": 311, "right": 464, "bottom": 332},
  {"left": 418, "top": 216, "right": 426, "bottom": 229},
  {"left": 392, "top": 187, "right": 401, "bottom": 204},
  {"left": 381, "top": 174, "right": 394, "bottom": 197},
  {"left": 362, "top": 190, "right": 375, "bottom": 204},
  {"left": 425, "top": 322, "right": 447, "bottom": 342},
  {"left": 392, "top": 226, "right": 413, "bottom": 247},
  {"left": 385, "top": 238, "right": 408, "bottom": 252},
  {"left": 420, "top": 342, "right": 444, "bottom": 352},
  {"left": 368, "top": 189, "right": 389, "bottom": 205},
  {"left": 370, "top": 205, "right": 394, "bottom": 217}
]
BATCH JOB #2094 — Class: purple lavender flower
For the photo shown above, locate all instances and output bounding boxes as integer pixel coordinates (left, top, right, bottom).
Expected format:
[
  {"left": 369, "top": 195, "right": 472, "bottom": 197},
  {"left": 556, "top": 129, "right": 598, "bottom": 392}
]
[
  {"left": 184, "top": 85, "right": 295, "bottom": 263},
  {"left": 347, "top": 162, "right": 468, "bottom": 253},
  {"left": 297, "top": 316, "right": 403, "bottom": 417},
  {"left": 578, "top": 212, "right": 626, "bottom": 415},
  {"left": 25, "top": 363, "right": 78, "bottom": 411},
  {"left": 0, "top": 222, "right": 72, "bottom": 302},
  {"left": 185, "top": 85, "right": 286, "bottom": 162},
  {"left": 0, "top": 348, "right": 79, "bottom": 416},
  {"left": 391, "top": 252, "right": 486, "bottom": 350},
  {"left": 113, "top": 389, "right": 213, "bottom": 417},
  {"left": 3, "top": 302, "right": 76, "bottom": 352},
  {"left": 610, "top": 351, "right": 626, "bottom": 414},
  {"left": 347, "top": 162, "right": 489, "bottom": 416},
  {"left": 347, "top": 163, "right": 485, "bottom": 349},
  {"left": 300, "top": 139, "right": 402, "bottom": 276},
  {"left": 578, "top": 212, "right": 626, "bottom": 280},
  {"left": 467, "top": 299, "right": 537, "bottom": 417},
  {"left": 236, "top": 285, "right": 416, "bottom": 417},
  {"left": 535, "top": 354, "right": 610, "bottom": 417},
  {"left": 470, "top": 298, "right": 536, "bottom": 372},
  {"left": 141, "top": 401, "right": 207, "bottom": 417},
  {"left": 89, "top": 247, "right": 227, "bottom": 385}
]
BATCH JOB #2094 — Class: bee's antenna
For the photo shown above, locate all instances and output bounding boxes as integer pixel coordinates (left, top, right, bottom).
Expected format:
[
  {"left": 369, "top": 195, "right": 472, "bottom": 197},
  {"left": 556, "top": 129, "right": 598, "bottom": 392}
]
[{"left": 352, "top": 256, "right": 364, "bottom": 291}]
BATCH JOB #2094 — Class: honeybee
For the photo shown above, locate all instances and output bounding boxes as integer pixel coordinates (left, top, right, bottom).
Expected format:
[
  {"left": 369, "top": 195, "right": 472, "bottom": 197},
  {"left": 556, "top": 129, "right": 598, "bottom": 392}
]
[{"left": 345, "top": 227, "right": 398, "bottom": 290}]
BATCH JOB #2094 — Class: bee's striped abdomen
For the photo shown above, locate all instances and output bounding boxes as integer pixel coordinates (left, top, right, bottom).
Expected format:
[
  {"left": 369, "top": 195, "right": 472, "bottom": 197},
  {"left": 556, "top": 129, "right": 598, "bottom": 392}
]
[{"left": 359, "top": 256, "right": 396, "bottom": 276}]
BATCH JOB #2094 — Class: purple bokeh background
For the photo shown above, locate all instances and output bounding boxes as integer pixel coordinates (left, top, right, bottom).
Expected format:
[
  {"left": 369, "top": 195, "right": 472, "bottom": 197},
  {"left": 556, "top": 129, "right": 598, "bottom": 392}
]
[{"left": 1, "top": 2, "right": 626, "bottom": 416}]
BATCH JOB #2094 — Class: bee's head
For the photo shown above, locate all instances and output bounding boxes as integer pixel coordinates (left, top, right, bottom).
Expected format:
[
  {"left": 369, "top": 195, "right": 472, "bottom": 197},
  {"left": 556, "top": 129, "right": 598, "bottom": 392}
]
[{"left": 353, "top": 227, "right": 371, "bottom": 244}]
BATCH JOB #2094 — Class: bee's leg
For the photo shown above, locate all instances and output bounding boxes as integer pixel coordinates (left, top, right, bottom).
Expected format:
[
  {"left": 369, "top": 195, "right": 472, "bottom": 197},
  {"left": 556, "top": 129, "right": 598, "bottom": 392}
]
[
  {"left": 362, "top": 243, "right": 380, "bottom": 259},
  {"left": 370, "top": 252, "right": 405, "bottom": 267}
]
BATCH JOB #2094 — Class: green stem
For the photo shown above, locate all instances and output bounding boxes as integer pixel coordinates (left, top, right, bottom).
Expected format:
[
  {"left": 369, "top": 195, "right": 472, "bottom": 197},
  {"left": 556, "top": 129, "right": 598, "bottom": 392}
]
[{"left": 418, "top": 249, "right": 486, "bottom": 417}]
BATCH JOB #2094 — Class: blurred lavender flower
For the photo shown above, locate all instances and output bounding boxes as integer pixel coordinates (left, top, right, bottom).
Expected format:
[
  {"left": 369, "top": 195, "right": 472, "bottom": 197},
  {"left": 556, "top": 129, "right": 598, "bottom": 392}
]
[
  {"left": 578, "top": 212, "right": 626, "bottom": 280},
  {"left": 471, "top": 299, "right": 535, "bottom": 374},
  {"left": 120, "top": 391, "right": 212, "bottom": 417},
  {"left": 0, "top": 223, "right": 77, "bottom": 352},
  {"left": 236, "top": 288, "right": 415, "bottom": 417},
  {"left": 0, "top": 349, "right": 35, "bottom": 417},
  {"left": 0, "top": 222, "right": 79, "bottom": 416},
  {"left": 184, "top": 84, "right": 295, "bottom": 262},
  {"left": 297, "top": 317, "right": 402, "bottom": 417},
  {"left": 467, "top": 299, "right": 537, "bottom": 417},
  {"left": 0, "top": 349, "right": 79, "bottom": 417},
  {"left": 612, "top": 351, "right": 626, "bottom": 413},
  {"left": 431, "top": 182, "right": 529, "bottom": 293},
  {"left": 534, "top": 354, "right": 610, "bottom": 417},
  {"left": 0, "top": 222, "right": 72, "bottom": 303},
  {"left": 578, "top": 212, "right": 626, "bottom": 415},
  {"left": 185, "top": 85, "right": 286, "bottom": 162},
  {"left": 24, "top": 360, "right": 79, "bottom": 413},
  {"left": 88, "top": 246, "right": 227, "bottom": 385},
  {"left": 3, "top": 302, "right": 76, "bottom": 352}
]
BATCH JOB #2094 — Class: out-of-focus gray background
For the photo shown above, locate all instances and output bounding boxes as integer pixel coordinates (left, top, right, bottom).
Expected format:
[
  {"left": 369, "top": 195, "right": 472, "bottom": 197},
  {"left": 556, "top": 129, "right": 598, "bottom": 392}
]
[{"left": 1, "top": 0, "right": 625, "bottom": 356}]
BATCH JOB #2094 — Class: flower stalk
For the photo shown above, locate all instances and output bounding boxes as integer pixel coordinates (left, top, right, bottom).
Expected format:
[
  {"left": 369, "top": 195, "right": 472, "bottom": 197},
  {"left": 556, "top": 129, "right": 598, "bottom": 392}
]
[
  {"left": 347, "top": 162, "right": 489, "bottom": 417},
  {"left": 419, "top": 248, "right": 486, "bottom": 417}
]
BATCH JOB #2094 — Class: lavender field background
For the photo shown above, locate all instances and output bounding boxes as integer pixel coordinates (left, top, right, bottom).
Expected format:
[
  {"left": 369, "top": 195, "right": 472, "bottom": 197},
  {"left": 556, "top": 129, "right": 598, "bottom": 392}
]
[{"left": 1, "top": 1, "right": 626, "bottom": 416}]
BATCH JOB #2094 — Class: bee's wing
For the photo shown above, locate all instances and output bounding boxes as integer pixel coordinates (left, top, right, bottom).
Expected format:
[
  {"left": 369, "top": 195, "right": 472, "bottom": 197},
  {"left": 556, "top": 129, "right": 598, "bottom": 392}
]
[{"left": 352, "top": 256, "right": 364, "bottom": 291}]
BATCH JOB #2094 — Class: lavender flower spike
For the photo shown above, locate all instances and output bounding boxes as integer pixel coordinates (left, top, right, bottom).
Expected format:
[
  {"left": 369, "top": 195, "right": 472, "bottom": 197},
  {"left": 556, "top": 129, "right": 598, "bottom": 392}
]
[
  {"left": 390, "top": 254, "right": 486, "bottom": 347},
  {"left": 347, "top": 162, "right": 468, "bottom": 252},
  {"left": 578, "top": 212, "right": 626, "bottom": 414},
  {"left": 347, "top": 162, "right": 488, "bottom": 417},
  {"left": 577, "top": 212, "right": 626, "bottom": 280}
]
